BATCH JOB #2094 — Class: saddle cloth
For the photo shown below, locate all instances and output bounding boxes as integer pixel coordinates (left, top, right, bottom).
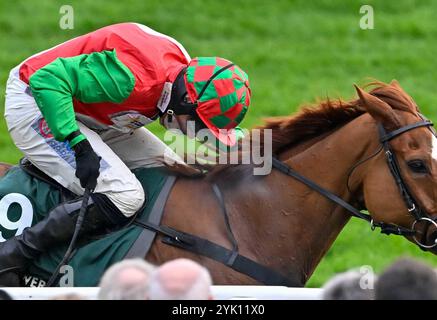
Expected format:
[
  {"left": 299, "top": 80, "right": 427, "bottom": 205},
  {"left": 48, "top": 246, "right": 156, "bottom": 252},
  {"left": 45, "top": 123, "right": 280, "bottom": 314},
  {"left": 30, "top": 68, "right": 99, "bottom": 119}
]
[{"left": 0, "top": 164, "right": 170, "bottom": 286}]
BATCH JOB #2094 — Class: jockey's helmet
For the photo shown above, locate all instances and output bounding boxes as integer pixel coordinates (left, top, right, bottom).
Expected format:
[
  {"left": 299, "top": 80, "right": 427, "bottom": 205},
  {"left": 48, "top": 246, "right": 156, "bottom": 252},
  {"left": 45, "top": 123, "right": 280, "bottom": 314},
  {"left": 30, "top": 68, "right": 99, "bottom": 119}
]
[{"left": 168, "top": 57, "right": 251, "bottom": 146}]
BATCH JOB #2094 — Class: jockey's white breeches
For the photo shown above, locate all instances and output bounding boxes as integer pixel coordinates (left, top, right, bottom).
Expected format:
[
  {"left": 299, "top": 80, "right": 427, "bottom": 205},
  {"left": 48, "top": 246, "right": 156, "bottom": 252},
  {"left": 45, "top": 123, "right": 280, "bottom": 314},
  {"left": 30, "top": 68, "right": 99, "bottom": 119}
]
[{"left": 4, "top": 66, "right": 184, "bottom": 217}]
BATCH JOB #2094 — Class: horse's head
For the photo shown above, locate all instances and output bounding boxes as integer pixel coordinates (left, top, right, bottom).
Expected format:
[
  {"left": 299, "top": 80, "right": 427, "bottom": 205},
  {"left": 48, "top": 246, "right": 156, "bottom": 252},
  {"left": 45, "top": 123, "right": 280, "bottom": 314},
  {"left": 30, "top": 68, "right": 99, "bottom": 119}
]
[{"left": 355, "top": 81, "right": 437, "bottom": 253}]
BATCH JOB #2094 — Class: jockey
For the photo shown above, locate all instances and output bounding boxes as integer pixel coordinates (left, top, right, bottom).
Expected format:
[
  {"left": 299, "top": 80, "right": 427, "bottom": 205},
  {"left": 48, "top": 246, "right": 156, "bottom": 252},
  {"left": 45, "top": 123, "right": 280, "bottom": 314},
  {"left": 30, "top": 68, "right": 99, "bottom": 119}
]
[{"left": 2, "top": 23, "right": 251, "bottom": 285}]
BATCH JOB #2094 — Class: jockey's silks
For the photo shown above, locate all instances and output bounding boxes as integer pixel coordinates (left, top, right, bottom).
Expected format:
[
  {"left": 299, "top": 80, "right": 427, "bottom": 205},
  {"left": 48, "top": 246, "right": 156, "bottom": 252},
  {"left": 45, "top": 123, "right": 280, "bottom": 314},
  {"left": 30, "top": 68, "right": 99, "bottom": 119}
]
[{"left": 19, "top": 23, "right": 190, "bottom": 144}]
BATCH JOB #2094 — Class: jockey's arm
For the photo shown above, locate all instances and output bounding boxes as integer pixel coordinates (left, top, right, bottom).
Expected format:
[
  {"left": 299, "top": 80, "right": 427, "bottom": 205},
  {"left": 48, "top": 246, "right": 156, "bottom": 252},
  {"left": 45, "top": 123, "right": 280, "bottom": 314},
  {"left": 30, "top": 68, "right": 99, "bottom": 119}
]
[{"left": 28, "top": 49, "right": 135, "bottom": 147}]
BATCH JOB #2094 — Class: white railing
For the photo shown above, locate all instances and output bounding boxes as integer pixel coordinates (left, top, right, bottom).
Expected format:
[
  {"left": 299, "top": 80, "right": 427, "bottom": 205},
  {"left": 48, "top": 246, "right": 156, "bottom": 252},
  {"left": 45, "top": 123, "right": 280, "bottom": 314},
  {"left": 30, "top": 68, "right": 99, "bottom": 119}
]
[{"left": 2, "top": 286, "right": 323, "bottom": 300}]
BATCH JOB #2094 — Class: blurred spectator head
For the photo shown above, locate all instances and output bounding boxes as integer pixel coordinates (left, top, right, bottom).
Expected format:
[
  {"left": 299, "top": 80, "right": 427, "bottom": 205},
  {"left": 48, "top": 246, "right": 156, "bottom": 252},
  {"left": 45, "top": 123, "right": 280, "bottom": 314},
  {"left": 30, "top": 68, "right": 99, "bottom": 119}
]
[
  {"left": 98, "top": 258, "right": 155, "bottom": 300},
  {"left": 149, "top": 258, "right": 213, "bottom": 300},
  {"left": 50, "top": 293, "right": 86, "bottom": 300},
  {"left": 375, "top": 258, "right": 437, "bottom": 300},
  {"left": 0, "top": 289, "right": 13, "bottom": 300},
  {"left": 322, "top": 269, "right": 375, "bottom": 300}
]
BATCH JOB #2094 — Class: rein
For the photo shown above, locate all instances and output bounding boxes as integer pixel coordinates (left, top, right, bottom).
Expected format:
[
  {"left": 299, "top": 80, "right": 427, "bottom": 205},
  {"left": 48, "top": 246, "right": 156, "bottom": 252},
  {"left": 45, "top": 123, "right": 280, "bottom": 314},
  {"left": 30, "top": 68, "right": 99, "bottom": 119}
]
[
  {"left": 272, "top": 158, "right": 414, "bottom": 236},
  {"left": 273, "top": 118, "right": 437, "bottom": 249}
]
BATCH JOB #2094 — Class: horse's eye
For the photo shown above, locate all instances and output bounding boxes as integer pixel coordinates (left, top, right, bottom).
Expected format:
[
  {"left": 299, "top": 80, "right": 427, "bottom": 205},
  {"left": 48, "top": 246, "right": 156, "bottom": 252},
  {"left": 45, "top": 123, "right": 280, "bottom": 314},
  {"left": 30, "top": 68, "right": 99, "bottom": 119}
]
[{"left": 407, "top": 160, "right": 428, "bottom": 174}]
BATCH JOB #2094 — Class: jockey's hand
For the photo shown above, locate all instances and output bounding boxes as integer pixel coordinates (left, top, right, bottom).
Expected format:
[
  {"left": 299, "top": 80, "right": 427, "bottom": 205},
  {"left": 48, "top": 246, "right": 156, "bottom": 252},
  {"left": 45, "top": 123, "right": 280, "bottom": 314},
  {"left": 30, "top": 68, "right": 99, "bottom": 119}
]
[{"left": 72, "top": 139, "right": 101, "bottom": 190}]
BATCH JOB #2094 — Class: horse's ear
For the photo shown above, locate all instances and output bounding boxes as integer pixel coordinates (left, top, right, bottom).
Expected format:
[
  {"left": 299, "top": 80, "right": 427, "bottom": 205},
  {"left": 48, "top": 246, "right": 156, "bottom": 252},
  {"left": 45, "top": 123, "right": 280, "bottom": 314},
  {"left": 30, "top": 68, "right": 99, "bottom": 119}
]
[
  {"left": 354, "top": 84, "right": 401, "bottom": 131},
  {"left": 390, "top": 79, "right": 402, "bottom": 89}
]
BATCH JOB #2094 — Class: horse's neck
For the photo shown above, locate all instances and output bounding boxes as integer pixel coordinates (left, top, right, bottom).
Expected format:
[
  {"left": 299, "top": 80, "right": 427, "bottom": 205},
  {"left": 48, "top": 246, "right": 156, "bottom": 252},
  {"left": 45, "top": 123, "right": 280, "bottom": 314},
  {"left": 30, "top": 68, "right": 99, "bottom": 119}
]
[{"left": 230, "top": 114, "right": 379, "bottom": 284}]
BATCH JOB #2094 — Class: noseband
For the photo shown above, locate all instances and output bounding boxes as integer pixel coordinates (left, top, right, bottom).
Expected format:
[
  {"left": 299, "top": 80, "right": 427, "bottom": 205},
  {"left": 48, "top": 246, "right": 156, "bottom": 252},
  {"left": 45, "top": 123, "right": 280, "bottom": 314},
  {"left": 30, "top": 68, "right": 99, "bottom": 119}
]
[{"left": 273, "top": 116, "right": 437, "bottom": 250}]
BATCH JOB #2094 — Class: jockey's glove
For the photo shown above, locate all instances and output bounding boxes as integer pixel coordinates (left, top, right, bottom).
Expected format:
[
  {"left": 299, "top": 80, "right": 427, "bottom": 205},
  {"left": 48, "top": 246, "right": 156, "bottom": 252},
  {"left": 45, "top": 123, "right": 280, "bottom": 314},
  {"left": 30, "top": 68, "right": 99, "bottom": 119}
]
[{"left": 72, "top": 138, "right": 101, "bottom": 190}]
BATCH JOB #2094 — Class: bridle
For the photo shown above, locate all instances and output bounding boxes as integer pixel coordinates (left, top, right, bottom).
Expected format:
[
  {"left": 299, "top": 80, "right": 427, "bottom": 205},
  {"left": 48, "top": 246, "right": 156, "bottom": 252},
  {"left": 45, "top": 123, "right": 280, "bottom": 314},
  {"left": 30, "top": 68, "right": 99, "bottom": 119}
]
[
  {"left": 379, "top": 116, "right": 437, "bottom": 249},
  {"left": 272, "top": 115, "right": 437, "bottom": 250}
]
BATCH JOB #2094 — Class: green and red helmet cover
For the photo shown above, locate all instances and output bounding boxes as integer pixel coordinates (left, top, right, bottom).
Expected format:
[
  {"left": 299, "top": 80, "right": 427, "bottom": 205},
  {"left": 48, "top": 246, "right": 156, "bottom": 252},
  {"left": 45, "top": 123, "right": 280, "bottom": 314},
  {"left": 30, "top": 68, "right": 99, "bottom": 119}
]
[{"left": 184, "top": 57, "right": 251, "bottom": 146}]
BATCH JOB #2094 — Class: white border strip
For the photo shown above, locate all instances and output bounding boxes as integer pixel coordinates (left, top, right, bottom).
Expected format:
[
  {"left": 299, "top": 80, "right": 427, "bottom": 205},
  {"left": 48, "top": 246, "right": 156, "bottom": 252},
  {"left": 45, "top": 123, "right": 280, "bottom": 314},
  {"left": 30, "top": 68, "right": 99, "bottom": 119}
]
[{"left": 3, "top": 286, "right": 323, "bottom": 300}]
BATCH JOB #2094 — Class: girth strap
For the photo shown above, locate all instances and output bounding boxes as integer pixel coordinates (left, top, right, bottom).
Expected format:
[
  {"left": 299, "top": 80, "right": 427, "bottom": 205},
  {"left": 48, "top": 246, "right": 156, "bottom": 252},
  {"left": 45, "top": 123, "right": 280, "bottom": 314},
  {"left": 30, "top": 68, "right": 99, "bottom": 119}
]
[
  {"left": 134, "top": 220, "right": 303, "bottom": 287},
  {"left": 212, "top": 183, "right": 239, "bottom": 265},
  {"left": 130, "top": 175, "right": 301, "bottom": 286},
  {"left": 127, "top": 175, "right": 177, "bottom": 258}
]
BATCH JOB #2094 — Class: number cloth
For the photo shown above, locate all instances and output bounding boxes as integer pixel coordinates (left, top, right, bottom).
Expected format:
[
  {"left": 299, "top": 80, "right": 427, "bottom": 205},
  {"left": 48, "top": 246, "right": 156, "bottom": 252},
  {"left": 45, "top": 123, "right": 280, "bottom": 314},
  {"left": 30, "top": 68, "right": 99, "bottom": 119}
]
[{"left": 0, "top": 166, "right": 169, "bottom": 286}]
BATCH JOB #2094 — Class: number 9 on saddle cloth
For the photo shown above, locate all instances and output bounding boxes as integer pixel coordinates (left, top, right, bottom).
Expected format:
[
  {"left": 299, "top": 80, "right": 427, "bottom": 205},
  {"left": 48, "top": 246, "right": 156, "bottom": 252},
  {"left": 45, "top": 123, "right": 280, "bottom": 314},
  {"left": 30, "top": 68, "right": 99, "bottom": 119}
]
[{"left": 0, "top": 158, "right": 170, "bottom": 286}]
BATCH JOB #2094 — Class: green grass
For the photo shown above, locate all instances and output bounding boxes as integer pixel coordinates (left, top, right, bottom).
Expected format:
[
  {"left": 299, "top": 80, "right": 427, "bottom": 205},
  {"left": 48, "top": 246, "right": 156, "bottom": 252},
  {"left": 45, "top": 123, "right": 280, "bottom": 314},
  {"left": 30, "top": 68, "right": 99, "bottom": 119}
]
[{"left": 1, "top": 0, "right": 437, "bottom": 287}]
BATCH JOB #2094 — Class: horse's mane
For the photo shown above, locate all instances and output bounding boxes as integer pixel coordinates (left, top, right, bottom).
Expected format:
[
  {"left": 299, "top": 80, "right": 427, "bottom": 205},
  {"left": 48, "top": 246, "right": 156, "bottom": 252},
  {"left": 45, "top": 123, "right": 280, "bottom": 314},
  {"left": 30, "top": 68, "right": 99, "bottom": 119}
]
[
  {"left": 259, "top": 98, "right": 364, "bottom": 154},
  {"left": 250, "top": 81, "right": 415, "bottom": 154},
  {"left": 166, "top": 81, "right": 417, "bottom": 182}
]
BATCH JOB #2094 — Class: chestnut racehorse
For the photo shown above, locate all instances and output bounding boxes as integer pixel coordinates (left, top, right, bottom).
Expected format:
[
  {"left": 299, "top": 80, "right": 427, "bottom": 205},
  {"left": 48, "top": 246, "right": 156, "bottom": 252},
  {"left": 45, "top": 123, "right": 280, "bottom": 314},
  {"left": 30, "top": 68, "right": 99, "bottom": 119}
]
[{"left": 1, "top": 80, "right": 436, "bottom": 286}]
